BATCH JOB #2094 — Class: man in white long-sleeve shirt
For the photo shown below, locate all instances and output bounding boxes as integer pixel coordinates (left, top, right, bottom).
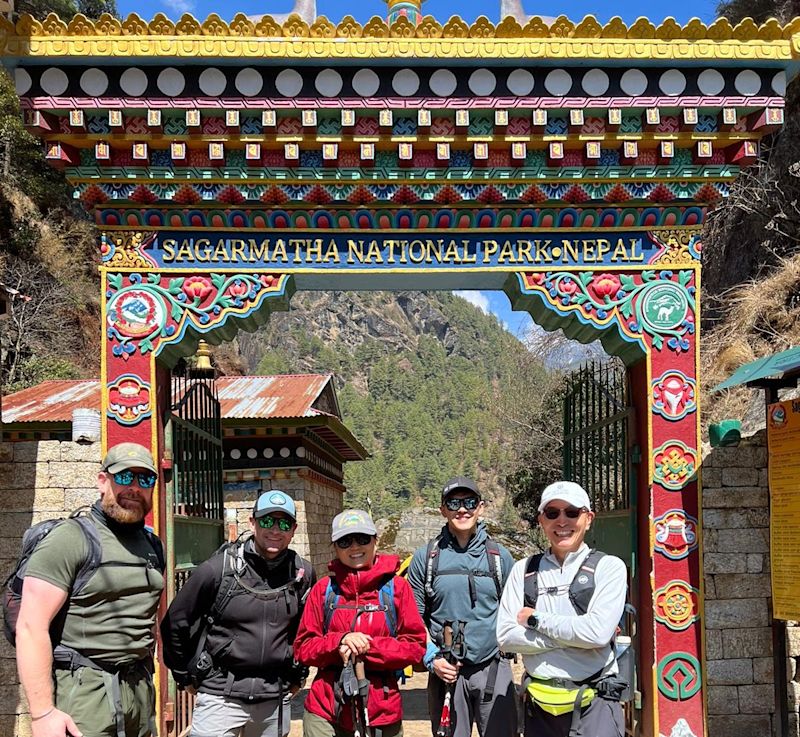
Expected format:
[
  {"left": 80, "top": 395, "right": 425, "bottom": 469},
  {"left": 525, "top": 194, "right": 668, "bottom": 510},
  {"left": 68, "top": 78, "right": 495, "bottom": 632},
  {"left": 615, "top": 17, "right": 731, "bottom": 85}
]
[{"left": 496, "top": 481, "right": 628, "bottom": 737}]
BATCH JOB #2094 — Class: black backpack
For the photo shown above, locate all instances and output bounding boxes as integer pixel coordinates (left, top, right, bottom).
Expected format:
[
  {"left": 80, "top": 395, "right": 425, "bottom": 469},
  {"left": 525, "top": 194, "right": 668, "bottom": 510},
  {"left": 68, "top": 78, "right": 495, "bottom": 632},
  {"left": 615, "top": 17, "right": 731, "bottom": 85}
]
[{"left": 2, "top": 508, "right": 165, "bottom": 647}]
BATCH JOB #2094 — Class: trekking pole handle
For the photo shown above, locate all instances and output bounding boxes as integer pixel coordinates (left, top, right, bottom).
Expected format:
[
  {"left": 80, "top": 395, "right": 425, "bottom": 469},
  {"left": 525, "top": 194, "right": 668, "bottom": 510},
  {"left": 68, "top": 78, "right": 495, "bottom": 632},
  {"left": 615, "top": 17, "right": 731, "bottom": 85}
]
[
  {"left": 443, "top": 625, "right": 453, "bottom": 648},
  {"left": 355, "top": 660, "right": 366, "bottom": 680}
]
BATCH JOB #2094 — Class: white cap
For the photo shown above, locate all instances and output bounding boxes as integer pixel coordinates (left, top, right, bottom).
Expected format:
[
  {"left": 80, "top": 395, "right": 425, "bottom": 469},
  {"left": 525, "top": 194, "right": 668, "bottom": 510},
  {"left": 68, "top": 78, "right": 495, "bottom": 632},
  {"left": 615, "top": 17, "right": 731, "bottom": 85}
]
[{"left": 538, "top": 481, "right": 592, "bottom": 513}]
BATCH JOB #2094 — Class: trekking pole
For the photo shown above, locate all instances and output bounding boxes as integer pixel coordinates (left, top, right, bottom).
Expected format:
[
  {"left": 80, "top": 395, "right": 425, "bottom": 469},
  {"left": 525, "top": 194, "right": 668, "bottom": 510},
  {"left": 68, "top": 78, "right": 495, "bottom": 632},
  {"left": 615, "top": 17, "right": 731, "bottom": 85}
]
[
  {"left": 435, "top": 624, "right": 454, "bottom": 737},
  {"left": 354, "top": 659, "right": 373, "bottom": 737}
]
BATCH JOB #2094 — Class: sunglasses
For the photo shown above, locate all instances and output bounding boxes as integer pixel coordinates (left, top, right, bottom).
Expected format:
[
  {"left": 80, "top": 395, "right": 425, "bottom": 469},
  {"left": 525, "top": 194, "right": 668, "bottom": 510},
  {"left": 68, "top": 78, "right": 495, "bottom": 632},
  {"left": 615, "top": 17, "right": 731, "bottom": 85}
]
[
  {"left": 112, "top": 470, "right": 157, "bottom": 489},
  {"left": 335, "top": 533, "right": 374, "bottom": 549},
  {"left": 542, "top": 506, "right": 586, "bottom": 520},
  {"left": 257, "top": 515, "right": 294, "bottom": 532},
  {"left": 443, "top": 496, "right": 481, "bottom": 512}
]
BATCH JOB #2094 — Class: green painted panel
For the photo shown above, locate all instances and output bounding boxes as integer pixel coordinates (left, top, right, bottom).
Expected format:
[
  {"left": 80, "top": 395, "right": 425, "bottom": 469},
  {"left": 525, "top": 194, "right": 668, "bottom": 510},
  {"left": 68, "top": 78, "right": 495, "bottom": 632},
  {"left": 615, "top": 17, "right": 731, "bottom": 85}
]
[
  {"left": 173, "top": 516, "right": 223, "bottom": 569},
  {"left": 586, "top": 510, "right": 635, "bottom": 578}
]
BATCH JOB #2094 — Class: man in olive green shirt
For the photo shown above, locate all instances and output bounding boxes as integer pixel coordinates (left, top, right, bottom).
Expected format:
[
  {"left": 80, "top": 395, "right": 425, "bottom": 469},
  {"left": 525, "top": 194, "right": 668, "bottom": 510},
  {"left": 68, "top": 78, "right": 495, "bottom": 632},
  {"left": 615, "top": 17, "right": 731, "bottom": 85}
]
[{"left": 16, "top": 442, "right": 165, "bottom": 737}]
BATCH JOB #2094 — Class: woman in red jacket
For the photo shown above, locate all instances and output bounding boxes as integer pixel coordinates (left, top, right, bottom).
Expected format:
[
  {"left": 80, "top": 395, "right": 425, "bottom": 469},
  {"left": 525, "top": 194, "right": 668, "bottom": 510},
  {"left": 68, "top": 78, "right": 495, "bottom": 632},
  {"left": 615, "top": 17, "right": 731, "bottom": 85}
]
[{"left": 295, "top": 509, "right": 427, "bottom": 737}]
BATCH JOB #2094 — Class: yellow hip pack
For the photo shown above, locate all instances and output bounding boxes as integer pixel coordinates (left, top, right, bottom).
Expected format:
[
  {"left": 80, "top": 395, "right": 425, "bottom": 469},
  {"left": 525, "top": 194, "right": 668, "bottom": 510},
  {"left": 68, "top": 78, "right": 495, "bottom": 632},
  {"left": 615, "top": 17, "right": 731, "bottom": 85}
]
[{"left": 526, "top": 679, "right": 595, "bottom": 716}]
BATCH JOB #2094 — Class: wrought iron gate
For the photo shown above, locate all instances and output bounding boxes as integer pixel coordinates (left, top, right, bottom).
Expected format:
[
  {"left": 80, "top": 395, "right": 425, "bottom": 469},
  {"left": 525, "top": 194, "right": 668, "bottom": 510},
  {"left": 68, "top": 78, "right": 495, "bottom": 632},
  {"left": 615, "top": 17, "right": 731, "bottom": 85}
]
[
  {"left": 563, "top": 359, "right": 639, "bottom": 736},
  {"left": 164, "top": 363, "right": 224, "bottom": 737}
]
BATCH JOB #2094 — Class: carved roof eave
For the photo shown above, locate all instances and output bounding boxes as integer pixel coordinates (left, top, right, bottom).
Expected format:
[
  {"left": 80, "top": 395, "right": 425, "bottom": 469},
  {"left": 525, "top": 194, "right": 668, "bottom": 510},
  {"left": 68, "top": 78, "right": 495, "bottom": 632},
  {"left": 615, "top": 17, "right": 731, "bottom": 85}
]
[{"left": 2, "top": 12, "right": 800, "bottom": 66}]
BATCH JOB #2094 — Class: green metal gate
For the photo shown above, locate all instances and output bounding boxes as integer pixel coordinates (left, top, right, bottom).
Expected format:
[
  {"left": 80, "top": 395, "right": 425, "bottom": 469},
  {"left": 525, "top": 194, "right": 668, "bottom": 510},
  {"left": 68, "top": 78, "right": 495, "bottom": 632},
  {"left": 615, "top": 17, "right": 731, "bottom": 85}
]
[
  {"left": 562, "top": 359, "right": 639, "bottom": 736},
  {"left": 164, "top": 362, "right": 224, "bottom": 737}
]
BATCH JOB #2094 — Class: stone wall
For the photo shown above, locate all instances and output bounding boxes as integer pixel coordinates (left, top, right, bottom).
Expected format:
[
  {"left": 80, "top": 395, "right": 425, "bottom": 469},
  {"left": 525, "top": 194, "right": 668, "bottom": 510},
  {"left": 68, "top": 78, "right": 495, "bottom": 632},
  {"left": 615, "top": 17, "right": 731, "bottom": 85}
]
[
  {"left": 703, "top": 429, "right": 800, "bottom": 736},
  {"left": 0, "top": 439, "right": 101, "bottom": 737}
]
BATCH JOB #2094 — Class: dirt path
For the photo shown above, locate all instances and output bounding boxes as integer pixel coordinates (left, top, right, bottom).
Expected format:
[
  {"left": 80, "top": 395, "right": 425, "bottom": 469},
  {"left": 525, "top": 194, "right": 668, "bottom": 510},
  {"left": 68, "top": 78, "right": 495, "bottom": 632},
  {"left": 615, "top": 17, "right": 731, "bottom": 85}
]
[
  {"left": 289, "top": 670, "right": 433, "bottom": 737},
  {"left": 289, "top": 665, "right": 525, "bottom": 737}
]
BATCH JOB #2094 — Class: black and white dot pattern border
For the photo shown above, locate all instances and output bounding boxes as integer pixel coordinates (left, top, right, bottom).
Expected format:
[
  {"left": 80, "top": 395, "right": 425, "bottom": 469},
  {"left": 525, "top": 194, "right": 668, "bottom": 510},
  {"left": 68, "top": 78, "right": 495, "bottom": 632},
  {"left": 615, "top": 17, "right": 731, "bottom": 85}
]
[{"left": 15, "top": 64, "right": 787, "bottom": 101}]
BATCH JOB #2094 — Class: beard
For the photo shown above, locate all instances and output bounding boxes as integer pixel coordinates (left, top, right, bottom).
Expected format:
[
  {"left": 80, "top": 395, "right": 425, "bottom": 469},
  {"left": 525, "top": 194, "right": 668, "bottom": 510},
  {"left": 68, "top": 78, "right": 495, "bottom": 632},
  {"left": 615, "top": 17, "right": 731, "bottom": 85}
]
[{"left": 102, "top": 492, "right": 148, "bottom": 524}]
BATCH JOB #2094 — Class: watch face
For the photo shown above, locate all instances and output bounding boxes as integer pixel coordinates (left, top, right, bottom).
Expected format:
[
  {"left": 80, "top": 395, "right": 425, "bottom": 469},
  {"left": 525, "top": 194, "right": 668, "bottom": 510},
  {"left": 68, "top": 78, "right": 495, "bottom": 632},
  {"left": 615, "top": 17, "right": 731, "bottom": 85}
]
[{"left": 527, "top": 614, "right": 537, "bottom": 629}]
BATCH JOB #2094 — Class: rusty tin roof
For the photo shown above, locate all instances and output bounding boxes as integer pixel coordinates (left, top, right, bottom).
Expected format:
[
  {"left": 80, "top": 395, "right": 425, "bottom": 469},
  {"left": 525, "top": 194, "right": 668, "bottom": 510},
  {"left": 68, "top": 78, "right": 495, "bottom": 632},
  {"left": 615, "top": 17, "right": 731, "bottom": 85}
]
[{"left": 2, "top": 375, "right": 366, "bottom": 460}]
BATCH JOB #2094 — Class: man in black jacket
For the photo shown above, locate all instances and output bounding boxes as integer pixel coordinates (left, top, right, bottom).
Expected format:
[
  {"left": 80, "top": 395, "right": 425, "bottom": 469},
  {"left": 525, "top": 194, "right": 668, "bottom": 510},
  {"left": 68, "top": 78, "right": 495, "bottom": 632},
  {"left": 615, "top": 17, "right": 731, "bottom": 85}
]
[{"left": 161, "top": 490, "right": 315, "bottom": 737}]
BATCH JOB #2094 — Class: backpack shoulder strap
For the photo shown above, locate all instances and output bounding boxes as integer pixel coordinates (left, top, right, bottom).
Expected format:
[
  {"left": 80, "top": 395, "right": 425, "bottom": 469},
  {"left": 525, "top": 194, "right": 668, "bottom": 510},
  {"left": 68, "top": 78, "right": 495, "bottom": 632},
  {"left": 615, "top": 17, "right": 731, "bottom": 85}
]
[
  {"left": 142, "top": 527, "right": 166, "bottom": 573},
  {"left": 322, "top": 576, "right": 340, "bottom": 634},
  {"left": 293, "top": 553, "right": 313, "bottom": 604},
  {"left": 208, "top": 544, "right": 241, "bottom": 624},
  {"left": 423, "top": 534, "right": 442, "bottom": 601},
  {"left": 523, "top": 553, "right": 544, "bottom": 609},
  {"left": 68, "top": 517, "right": 103, "bottom": 594},
  {"left": 569, "top": 549, "right": 606, "bottom": 616},
  {"left": 379, "top": 576, "right": 398, "bottom": 637},
  {"left": 485, "top": 538, "right": 503, "bottom": 599}
]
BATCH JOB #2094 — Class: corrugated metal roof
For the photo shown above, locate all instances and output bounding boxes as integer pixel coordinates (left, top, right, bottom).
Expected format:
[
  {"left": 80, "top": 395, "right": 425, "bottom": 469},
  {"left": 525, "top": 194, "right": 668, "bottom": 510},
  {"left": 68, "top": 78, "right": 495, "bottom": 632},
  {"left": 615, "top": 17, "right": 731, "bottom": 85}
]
[
  {"left": 216, "top": 375, "right": 332, "bottom": 419},
  {"left": 2, "top": 375, "right": 335, "bottom": 424},
  {"left": 1, "top": 380, "right": 100, "bottom": 424}
]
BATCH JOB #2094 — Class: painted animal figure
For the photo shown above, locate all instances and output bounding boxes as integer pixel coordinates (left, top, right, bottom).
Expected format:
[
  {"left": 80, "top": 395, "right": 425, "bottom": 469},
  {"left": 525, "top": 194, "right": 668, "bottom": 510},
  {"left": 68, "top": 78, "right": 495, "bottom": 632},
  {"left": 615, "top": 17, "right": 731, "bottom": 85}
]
[
  {"left": 248, "top": 0, "right": 316, "bottom": 25},
  {"left": 657, "top": 304, "right": 676, "bottom": 321}
]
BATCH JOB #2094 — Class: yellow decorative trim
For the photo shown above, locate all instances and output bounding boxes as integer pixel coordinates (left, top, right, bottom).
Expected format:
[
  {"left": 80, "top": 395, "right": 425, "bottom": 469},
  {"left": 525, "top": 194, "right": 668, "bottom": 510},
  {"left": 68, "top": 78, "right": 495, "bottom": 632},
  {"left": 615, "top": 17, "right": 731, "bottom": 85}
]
[
  {"left": 650, "top": 229, "right": 702, "bottom": 266},
  {"left": 1, "top": 12, "right": 798, "bottom": 59},
  {"left": 103, "top": 231, "right": 157, "bottom": 269}
]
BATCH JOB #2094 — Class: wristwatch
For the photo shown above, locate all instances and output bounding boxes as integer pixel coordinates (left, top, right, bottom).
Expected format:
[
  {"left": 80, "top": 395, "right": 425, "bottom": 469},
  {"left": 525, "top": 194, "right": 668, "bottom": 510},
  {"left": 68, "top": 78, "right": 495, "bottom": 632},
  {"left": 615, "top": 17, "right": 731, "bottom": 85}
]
[{"left": 526, "top": 613, "right": 539, "bottom": 629}]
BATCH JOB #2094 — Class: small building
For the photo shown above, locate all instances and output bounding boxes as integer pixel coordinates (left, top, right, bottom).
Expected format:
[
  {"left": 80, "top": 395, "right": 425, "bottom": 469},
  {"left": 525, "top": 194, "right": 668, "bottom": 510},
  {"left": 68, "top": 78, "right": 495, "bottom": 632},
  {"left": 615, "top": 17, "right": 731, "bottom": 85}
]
[{"left": 0, "top": 374, "right": 368, "bottom": 566}]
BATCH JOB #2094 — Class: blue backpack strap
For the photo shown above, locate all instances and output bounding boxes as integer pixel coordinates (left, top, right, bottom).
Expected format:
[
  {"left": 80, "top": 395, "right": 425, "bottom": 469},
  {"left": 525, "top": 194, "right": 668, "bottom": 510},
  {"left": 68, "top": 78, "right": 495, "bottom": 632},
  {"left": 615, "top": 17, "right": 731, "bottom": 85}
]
[
  {"left": 379, "top": 577, "right": 397, "bottom": 637},
  {"left": 322, "top": 577, "right": 340, "bottom": 633}
]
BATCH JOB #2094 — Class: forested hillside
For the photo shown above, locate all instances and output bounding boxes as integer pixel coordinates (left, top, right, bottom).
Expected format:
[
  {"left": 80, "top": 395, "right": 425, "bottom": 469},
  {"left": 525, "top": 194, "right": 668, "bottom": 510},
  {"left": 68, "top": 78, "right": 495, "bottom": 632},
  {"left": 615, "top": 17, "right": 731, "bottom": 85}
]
[{"left": 235, "top": 291, "right": 562, "bottom": 517}]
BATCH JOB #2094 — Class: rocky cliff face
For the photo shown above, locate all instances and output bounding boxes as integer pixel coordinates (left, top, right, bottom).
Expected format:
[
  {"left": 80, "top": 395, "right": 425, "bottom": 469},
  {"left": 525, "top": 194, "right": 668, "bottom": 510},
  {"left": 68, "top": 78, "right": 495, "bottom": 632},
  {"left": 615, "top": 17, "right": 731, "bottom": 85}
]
[{"left": 237, "top": 291, "right": 509, "bottom": 387}]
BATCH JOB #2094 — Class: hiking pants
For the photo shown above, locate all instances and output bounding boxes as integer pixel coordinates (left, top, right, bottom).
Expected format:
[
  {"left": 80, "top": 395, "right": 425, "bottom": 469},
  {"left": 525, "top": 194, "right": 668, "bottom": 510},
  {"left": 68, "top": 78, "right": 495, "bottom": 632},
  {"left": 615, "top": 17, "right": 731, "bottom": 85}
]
[
  {"left": 190, "top": 692, "right": 291, "bottom": 737},
  {"left": 523, "top": 695, "right": 624, "bottom": 737},
  {"left": 428, "top": 658, "right": 517, "bottom": 737},
  {"left": 53, "top": 665, "right": 155, "bottom": 737},
  {"left": 302, "top": 711, "right": 403, "bottom": 737}
]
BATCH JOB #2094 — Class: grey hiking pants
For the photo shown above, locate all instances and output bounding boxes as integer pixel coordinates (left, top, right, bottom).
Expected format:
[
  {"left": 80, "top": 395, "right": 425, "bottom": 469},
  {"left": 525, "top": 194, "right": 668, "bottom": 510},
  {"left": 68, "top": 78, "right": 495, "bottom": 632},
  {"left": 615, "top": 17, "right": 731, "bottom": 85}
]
[
  {"left": 428, "top": 658, "right": 517, "bottom": 737},
  {"left": 189, "top": 691, "right": 291, "bottom": 737},
  {"left": 523, "top": 695, "right": 624, "bottom": 737}
]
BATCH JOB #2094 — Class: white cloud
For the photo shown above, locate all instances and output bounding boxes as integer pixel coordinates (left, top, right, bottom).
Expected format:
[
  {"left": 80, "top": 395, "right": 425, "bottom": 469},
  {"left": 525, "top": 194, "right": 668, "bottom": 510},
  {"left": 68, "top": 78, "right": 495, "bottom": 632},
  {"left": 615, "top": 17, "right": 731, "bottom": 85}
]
[
  {"left": 162, "top": 0, "right": 195, "bottom": 13},
  {"left": 453, "top": 290, "right": 490, "bottom": 315}
]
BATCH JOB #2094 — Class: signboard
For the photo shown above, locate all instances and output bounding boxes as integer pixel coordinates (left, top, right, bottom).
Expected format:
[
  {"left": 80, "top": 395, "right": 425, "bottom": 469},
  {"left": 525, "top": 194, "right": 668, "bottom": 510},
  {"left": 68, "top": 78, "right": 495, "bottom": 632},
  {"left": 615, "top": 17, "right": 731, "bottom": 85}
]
[
  {"left": 767, "top": 399, "right": 800, "bottom": 620},
  {"left": 111, "top": 229, "right": 669, "bottom": 271}
]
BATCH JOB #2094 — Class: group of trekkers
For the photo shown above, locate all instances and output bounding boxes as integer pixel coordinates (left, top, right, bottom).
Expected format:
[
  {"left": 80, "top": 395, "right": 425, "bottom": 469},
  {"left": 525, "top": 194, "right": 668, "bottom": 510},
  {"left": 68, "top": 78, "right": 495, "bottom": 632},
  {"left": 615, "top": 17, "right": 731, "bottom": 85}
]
[{"left": 11, "top": 442, "right": 629, "bottom": 737}]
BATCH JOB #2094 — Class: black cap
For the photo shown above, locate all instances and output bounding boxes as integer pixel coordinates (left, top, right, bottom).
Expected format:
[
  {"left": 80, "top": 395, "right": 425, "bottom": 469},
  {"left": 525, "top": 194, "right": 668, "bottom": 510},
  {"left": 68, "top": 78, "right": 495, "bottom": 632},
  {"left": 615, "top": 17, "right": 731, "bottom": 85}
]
[{"left": 441, "top": 476, "right": 480, "bottom": 501}]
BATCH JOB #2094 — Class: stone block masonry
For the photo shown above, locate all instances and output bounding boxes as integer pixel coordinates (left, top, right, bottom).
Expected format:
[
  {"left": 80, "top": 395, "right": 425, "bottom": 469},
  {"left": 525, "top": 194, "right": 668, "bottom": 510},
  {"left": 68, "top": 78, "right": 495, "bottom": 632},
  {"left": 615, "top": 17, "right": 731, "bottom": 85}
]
[{"left": 703, "top": 429, "right": 800, "bottom": 737}]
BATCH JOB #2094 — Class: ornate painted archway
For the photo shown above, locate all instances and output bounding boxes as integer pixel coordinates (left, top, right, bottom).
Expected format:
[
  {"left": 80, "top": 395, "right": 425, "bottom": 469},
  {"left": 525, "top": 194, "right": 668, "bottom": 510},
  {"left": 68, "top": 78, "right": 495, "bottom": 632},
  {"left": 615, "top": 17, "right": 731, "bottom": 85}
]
[{"left": 3, "top": 10, "right": 799, "bottom": 737}]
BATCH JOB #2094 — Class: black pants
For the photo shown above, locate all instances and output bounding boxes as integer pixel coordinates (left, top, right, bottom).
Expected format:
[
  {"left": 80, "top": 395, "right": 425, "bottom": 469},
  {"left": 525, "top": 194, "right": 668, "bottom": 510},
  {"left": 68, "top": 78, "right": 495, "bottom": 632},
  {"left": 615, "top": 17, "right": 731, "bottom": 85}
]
[{"left": 523, "top": 695, "right": 623, "bottom": 737}]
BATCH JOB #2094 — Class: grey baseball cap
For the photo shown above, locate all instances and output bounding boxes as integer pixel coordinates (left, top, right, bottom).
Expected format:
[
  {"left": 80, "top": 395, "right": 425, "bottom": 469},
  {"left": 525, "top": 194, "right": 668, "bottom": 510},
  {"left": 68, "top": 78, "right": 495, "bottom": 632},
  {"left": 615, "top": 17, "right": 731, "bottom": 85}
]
[
  {"left": 331, "top": 509, "right": 377, "bottom": 542},
  {"left": 101, "top": 443, "right": 157, "bottom": 475},
  {"left": 441, "top": 476, "right": 480, "bottom": 501}
]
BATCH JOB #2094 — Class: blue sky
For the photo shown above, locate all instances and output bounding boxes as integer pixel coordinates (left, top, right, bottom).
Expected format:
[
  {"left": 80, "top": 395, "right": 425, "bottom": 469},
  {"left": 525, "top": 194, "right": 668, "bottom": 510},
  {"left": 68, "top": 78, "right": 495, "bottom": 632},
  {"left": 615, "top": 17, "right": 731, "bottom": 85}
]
[{"left": 118, "top": 0, "right": 720, "bottom": 28}]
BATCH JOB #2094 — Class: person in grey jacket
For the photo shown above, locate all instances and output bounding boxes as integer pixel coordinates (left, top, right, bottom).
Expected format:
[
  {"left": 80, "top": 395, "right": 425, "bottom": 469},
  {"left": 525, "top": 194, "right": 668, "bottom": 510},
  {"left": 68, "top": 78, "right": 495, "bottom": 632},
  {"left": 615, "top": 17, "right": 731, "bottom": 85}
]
[{"left": 407, "top": 477, "right": 517, "bottom": 737}]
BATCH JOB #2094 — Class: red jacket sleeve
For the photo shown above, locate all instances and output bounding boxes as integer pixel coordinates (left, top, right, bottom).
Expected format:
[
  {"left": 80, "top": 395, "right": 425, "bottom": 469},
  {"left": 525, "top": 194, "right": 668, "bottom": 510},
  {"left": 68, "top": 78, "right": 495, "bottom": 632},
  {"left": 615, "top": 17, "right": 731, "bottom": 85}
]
[
  {"left": 294, "top": 578, "right": 346, "bottom": 669},
  {"left": 362, "top": 577, "right": 426, "bottom": 671}
]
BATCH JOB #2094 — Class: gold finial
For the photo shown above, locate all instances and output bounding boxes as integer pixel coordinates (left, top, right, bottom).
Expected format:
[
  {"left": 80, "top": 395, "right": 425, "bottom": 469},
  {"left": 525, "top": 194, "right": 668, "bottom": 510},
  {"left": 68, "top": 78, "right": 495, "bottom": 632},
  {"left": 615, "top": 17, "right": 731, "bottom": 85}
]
[{"left": 195, "top": 340, "right": 213, "bottom": 372}]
